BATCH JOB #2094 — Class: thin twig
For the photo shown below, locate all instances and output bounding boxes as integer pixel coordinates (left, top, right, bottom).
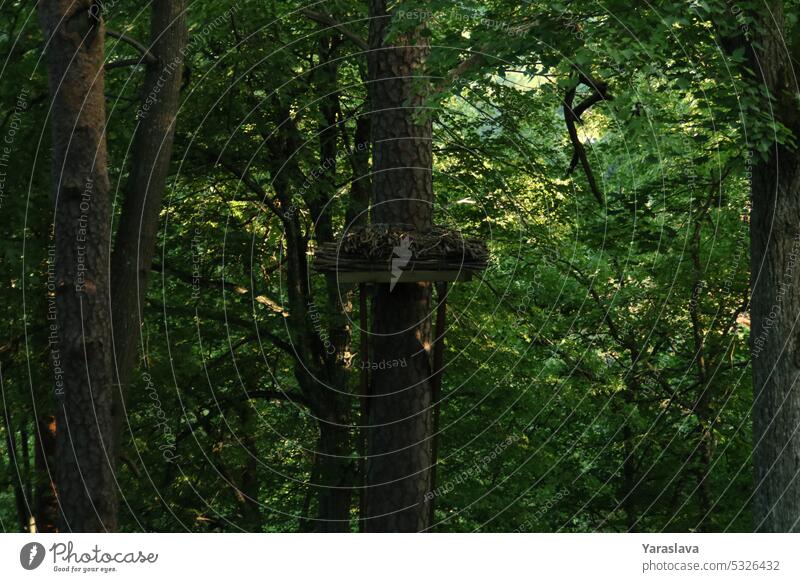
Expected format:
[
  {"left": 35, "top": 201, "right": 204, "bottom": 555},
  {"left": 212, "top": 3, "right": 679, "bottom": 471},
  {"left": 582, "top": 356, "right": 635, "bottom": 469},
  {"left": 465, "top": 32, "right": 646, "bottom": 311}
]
[{"left": 106, "top": 28, "right": 157, "bottom": 64}]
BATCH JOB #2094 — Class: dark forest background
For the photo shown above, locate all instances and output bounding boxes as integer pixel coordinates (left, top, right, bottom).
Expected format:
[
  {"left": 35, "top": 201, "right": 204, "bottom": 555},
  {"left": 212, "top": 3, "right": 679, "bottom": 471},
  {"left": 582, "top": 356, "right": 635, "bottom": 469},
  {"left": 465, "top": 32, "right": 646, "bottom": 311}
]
[{"left": 1, "top": 0, "right": 799, "bottom": 532}]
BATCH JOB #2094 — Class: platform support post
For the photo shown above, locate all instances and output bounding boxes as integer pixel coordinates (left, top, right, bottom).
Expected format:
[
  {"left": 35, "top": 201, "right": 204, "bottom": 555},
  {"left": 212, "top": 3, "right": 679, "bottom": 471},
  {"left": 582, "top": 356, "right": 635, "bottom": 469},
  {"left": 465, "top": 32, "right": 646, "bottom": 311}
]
[{"left": 428, "top": 281, "right": 449, "bottom": 526}]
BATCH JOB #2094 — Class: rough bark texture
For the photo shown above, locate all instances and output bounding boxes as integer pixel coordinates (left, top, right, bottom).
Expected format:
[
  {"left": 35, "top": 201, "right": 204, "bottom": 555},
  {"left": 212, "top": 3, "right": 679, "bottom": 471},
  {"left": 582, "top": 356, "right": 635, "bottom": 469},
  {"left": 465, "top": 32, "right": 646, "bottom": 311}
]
[
  {"left": 34, "top": 415, "right": 59, "bottom": 532},
  {"left": 367, "top": 3, "right": 433, "bottom": 231},
  {"left": 110, "top": 0, "right": 187, "bottom": 455},
  {"left": 364, "top": 0, "right": 434, "bottom": 532},
  {"left": 749, "top": 1, "right": 800, "bottom": 532},
  {"left": 38, "top": 0, "right": 118, "bottom": 531}
]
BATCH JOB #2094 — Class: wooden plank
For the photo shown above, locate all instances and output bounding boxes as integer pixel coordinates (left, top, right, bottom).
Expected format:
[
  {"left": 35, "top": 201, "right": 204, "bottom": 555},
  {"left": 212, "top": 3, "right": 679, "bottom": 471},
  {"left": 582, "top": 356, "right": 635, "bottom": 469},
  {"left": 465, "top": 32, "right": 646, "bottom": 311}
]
[{"left": 335, "top": 270, "right": 474, "bottom": 283}]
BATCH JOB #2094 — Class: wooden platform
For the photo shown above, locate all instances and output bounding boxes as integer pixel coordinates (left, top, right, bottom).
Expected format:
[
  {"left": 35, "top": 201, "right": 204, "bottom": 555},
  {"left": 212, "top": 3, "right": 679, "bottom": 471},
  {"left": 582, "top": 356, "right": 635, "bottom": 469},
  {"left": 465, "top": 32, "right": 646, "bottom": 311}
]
[
  {"left": 335, "top": 269, "right": 477, "bottom": 283},
  {"left": 312, "top": 224, "right": 489, "bottom": 284}
]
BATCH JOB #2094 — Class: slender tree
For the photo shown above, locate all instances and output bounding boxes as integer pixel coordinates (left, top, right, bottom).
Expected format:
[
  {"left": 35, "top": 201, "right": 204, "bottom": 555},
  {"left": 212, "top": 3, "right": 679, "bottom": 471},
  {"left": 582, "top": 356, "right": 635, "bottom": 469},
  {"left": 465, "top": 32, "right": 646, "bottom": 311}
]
[
  {"left": 38, "top": 0, "right": 118, "bottom": 531},
  {"left": 110, "top": 0, "right": 187, "bottom": 456}
]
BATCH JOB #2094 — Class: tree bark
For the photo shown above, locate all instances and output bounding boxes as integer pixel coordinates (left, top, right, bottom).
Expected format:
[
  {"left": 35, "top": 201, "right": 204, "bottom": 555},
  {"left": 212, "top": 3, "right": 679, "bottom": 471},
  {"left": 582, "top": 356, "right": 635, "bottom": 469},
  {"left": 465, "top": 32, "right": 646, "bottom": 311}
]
[
  {"left": 748, "top": 0, "right": 800, "bottom": 532},
  {"left": 689, "top": 211, "right": 713, "bottom": 530},
  {"left": 315, "top": 421, "right": 353, "bottom": 532},
  {"left": 315, "top": 43, "right": 358, "bottom": 531},
  {"left": 364, "top": 0, "right": 435, "bottom": 532},
  {"left": 265, "top": 107, "right": 355, "bottom": 531},
  {"left": 110, "top": 0, "right": 187, "bottom": 456},
  {"left": 34, "top": 415, "right": 59, "bottom": 532},
  {"left": 38, "top": 0, "right": 117, "bottom": 531}
]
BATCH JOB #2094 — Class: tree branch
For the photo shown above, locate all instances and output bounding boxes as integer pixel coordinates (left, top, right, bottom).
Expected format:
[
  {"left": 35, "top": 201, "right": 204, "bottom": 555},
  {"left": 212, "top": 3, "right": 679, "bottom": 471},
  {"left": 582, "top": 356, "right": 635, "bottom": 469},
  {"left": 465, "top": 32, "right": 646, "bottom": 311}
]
[
  {"left": 300, "top": 9, "right": 368, "bottom": 51},
  {"left": 106, "top": 28, "right": 157, "bottom": 64},
  {"left": 195, "top": 146, "right": 289, "bottom": 225},
  {"left": 152, "top": 261, "right": 288, "bottom": 317},
  {"left": 434, "top": 53, "right": 485, "bottom": 93},
  {"left": 105, "top": 57, "right": 148, "bottom": 70},
  {"left": 563, "top": 82, "right": 610, "bottom": 205}
]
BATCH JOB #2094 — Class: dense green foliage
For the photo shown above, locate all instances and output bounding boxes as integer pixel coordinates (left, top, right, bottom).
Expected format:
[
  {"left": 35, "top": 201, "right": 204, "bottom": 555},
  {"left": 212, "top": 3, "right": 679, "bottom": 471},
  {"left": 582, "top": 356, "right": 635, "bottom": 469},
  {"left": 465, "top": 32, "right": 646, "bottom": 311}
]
[{"left": 2, "top": 0, "right": 791, "bottom": 531}]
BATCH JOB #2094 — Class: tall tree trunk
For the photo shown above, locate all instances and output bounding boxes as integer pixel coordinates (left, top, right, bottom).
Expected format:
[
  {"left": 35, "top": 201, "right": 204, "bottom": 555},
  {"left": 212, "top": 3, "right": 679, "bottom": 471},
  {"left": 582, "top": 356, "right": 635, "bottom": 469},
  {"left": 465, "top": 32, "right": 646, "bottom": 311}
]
[
  {"left": 315, "top": 421, "right": 353, "bottom": 532},
  {"left": 364, "top": 0, "right": 434, "bottom": 532},
  {"left": 38, "top": 0, "right": 117, "bottom": 531},
  {"left": 621, "top": 376, "right": 638, "bottom": 532},
  {"left": 748, "top": 1, "right": 800, "bottom": 532},
  {"left": 316, "top": 42, "right": 357, "bottom": 531},
  {"left": 110, "top": 0, "right": 187, "bottom": 456},
  {"left": 689, "top": 211, "right": 713, "bottom": 529},
  {"left": 34, "top": 415, "right": 59, "bottom": 532},
  {"left": 266, "top": 105, "right": 356, "bottom": 531}
]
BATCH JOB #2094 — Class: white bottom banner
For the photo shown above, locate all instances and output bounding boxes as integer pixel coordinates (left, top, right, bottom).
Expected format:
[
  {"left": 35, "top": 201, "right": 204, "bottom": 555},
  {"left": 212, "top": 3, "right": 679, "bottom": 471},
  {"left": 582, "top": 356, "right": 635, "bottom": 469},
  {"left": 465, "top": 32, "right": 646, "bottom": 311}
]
[{"left": 1, "top": 533, "right": 796, "bottom": 581}]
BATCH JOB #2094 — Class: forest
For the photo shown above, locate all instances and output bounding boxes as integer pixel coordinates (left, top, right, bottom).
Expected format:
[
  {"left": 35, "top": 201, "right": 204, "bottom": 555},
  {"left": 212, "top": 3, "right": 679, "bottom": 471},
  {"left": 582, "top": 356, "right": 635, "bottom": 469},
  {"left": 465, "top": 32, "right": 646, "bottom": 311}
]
[{"left": 1, "top": 0, "right": 799, "bottom": 533}]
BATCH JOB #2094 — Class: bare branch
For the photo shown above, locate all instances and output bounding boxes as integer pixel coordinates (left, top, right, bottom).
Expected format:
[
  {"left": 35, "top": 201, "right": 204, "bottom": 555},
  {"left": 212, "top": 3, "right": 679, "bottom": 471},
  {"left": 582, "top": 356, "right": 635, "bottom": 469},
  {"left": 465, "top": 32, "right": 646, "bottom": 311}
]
[
  {"left": 564, "top": 87, "right": 600, "bottom": 203},
  {"left": 106, "top": 28, "right": 157, "bottom": 64}
]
